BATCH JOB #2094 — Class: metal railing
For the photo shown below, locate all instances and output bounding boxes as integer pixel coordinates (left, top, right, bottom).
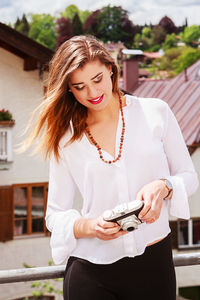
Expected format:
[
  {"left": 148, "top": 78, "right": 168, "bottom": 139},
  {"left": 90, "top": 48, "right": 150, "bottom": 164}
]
[{"left": 0, "top": 252, "right": 200, "bottom": 284}]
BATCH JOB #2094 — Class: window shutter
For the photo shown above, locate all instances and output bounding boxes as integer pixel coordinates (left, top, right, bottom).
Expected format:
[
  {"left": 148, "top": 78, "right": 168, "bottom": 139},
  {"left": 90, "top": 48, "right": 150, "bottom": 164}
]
[
  {"left": 169, "top": 221, "right": 178, "bottom": 249},
  {"left": 0, "top": 186, "right": 13, "bottom": 241}
]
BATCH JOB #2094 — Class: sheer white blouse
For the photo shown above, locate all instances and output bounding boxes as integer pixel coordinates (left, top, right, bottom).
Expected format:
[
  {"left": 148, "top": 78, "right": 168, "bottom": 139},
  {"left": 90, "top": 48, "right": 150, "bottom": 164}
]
[{"left": 45, "top": 95, "right": 199, "bottom": 265}]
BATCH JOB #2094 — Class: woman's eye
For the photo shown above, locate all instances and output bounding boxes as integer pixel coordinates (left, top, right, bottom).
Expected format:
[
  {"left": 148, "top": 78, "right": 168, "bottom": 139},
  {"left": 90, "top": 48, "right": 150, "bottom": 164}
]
[
  {"left": 75, "top": 86, "right": 84, "bottom": 91},
  {"left": 94, "top": 75, "right": 102, "bottom": 83}
]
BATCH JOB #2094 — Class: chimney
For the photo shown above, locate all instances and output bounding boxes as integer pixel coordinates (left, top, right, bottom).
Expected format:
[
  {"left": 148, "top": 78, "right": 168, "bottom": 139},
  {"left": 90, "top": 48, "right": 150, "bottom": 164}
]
[
  {"left": 123, "top": 58, "right": 139, "bottom": 93},
  {"left": 184, "top": 68, "right": 188, "bottom": 82}
]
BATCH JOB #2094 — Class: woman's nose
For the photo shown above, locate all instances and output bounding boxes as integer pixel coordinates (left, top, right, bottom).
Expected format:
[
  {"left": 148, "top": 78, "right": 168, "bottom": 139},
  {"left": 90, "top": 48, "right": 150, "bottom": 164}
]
[{"left": 87, "top": 85, "right": 98, "bottom": 99}]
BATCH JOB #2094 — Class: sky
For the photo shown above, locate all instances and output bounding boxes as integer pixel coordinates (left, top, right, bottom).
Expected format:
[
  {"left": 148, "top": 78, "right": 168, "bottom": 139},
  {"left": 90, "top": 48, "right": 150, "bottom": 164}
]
[{"left": 0, "top": 0, "right": 199, "bottom": 26}]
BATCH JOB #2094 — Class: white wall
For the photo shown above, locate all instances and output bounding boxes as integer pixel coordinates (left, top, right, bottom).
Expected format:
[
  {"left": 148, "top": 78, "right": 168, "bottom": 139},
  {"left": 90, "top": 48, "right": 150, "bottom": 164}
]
[
  {"left": 169, "top": 149, "right": 200, "bottom": 221},
  {"left": 0, "top": 48, "right": 49, "bottom": 185},
  {"left": 189, "top": 148, "right": 200, "bottom": 217}
]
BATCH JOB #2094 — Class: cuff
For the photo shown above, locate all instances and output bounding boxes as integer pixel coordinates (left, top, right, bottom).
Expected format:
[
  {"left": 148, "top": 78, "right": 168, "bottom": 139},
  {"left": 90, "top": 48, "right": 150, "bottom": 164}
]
[
  {"left": 50, "top": 209, "right": 81, "bottom": 264},
  {"left": 166, "top": 176, "right": 190, "bottom": 220}
]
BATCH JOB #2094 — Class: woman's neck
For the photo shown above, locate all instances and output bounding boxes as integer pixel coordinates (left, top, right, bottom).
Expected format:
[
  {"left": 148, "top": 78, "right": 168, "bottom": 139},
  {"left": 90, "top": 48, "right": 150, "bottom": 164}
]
[{"left": 87, "top": 94, "right": 125, "bottom": 126}]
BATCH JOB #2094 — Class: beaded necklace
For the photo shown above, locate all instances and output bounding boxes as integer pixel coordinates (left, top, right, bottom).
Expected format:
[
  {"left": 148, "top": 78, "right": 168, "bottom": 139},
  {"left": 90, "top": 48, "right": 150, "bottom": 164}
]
[{"left": 85, "top": 96, "right": 125, "bottom": 164}]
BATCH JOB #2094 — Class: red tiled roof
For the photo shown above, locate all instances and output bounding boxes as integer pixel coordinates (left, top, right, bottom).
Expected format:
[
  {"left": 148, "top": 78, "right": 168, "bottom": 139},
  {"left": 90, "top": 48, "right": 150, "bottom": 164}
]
[{"left": 133, "top": 60, "right": 200, "bottom": 146}]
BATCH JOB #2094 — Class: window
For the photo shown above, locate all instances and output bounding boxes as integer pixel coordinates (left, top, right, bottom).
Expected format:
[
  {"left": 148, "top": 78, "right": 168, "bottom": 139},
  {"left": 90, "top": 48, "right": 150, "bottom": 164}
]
[
  {"left": 178, "top": 219, "right": 200, "bottom": 248},
  {"left": 0, "top": 128, "right": 12, "bottom": 162},
  {"left": 13, "top": 183, "right": 48, "bottom": 236}
]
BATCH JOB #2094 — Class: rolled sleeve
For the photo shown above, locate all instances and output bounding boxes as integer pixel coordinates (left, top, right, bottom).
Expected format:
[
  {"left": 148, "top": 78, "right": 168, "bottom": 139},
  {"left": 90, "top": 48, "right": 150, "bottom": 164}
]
[
  {"left": 45, "top": 149, "right": 81, "bottom": 264},
  {"left": 163, "top": 104, "right": 199, "bottom": 219}
]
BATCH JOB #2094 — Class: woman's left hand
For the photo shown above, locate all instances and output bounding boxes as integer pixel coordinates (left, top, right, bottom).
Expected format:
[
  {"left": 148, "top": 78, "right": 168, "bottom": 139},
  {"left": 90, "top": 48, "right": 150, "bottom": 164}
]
[{"left": 136, "top": 180, "right": 168, "bottom": 224}]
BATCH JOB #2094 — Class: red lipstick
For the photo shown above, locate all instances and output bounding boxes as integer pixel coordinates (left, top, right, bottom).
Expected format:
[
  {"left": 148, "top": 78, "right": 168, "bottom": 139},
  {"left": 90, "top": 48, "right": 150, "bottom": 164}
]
[{"left": 88, "top": 94, "right": 104, "bottom": 104}]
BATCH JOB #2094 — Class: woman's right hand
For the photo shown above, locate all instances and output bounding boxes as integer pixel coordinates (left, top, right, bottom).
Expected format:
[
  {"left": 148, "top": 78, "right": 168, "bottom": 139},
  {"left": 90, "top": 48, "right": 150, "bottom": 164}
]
[{"left": 74, "top": 216, "right": 127, "bottom": 240}]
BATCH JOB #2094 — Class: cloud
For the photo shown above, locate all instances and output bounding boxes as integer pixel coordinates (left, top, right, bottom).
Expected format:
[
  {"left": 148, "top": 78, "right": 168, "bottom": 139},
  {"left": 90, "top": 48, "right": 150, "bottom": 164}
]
[
  {"left": 0, "top": 0, "right": 13, "bottom": 8},
  {"left": 0, "top": 0, "right": 199, "bottom": 25}
]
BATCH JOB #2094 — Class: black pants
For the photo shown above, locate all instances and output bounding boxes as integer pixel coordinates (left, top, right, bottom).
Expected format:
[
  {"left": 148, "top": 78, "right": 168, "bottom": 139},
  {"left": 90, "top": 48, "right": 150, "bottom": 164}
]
[{"left": 63, "top": 234, "right": 176, "bottom": 300}]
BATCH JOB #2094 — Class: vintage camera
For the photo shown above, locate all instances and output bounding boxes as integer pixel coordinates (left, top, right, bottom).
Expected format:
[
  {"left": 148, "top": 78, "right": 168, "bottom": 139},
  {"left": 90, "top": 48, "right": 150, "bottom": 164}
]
[{"left": 103, "top": 200, "right": 144, "bottom": 232}]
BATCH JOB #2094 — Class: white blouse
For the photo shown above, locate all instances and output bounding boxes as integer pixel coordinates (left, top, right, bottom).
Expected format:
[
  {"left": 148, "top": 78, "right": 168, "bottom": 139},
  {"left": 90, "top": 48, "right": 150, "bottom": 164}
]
[{"left": 45, "top": 95, "right": 199, "bottom": 265}]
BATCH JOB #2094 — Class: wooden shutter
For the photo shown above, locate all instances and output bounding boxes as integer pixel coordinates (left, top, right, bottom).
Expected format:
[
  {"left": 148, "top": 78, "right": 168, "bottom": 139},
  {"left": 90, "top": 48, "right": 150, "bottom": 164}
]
[
  {"left": 169, "top": 221, "right": 178, "bottom": 249},
  {"left": 0, "top": 186, "right": 13, "bottom": 241}
]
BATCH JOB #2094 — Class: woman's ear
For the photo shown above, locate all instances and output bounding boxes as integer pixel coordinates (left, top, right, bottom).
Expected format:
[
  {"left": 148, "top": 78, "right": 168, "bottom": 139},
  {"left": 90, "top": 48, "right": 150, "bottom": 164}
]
[{"left": 106, "top": 64, "right": 112, "bottom": 73}]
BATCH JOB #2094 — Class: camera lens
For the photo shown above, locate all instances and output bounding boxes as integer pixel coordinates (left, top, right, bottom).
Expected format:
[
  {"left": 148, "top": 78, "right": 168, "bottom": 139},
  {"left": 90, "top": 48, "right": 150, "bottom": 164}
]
[{"left": 127, "top": 226, "right": 135, "bottom": 232}]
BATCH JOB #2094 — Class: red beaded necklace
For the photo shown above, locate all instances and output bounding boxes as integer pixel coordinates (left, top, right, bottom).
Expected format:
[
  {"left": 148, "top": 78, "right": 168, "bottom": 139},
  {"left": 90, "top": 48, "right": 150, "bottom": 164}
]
[{"left": 85, "top": 96, "right": 125, "bottom": 164}]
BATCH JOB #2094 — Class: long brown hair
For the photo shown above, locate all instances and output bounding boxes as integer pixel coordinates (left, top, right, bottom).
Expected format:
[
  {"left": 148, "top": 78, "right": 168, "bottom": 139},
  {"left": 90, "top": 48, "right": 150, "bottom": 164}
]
[{"left": 24, "top": 35, "right": 122, "bottom": 160}]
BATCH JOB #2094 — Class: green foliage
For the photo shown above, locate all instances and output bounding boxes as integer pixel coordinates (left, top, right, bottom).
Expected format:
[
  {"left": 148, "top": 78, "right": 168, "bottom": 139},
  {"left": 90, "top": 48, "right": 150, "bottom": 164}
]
[
  {"left": 151, "top": 25, "right": 167, "bottom": 45},
  {"left": 62, "top": 4, "right": 79, "bottom": 21},
  {"left": 180, "top": 25, "right": 200, "bottom": 46},
  {"left": 0, "top": 109, "right": 13, "bottom": 121},
  {"left": 96, "top": 5, "right": 135, "bottom": 47},
  {"left": 152, "top": 46, "right": 200, "bottom": 77},
  {"left": 153, "top": 47, "right": 182, "bottom": 71},
  {"left": 28, "top": 14, "right": 56, "bottom": 50},
  {"left": 134, "top": 25, "right": 169, "bottom": 52},
  {"left": 14, "top": 13, "right": 30, "bottom": 35},
  {"left": 172, "top": 47, "right": 200, "bottom": 73},
  {"left": 162, "top": 33, "right": 177, "bottom": 50},
  {"left": 142, "top": 27, "right": 151, "bottom": 38},
  {"left": 48, "top": 259, "right": 53, "bottom": 266},
  {"left": 31, "top": 282, "right": 42, "bottom": 288},
  {"left": 72, "top": 13, "right": 83, "bottom": 35},
  {"left": 134, "top": 33, "right": 150, "bottom": 50},
  {"left": 149, "top": 44, "right": 160, "bottom": 52},
  {"left": 31, "top": 279, "right": 63, "bottom": 298},
  {"left": 22, "top": 261, "right": 63, "bottom": 298},
  {"left": 61, "top": 4, "right": 90, "bottom": 24},
  {"left": 79, "top": 10, "right": 91, "bottom": 24}
]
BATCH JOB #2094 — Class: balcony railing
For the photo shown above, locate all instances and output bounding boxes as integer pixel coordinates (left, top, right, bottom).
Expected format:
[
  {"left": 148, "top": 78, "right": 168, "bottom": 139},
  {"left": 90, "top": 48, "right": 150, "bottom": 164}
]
[{"left": 0, "top": 252, "right": 200, "bottom": 284}]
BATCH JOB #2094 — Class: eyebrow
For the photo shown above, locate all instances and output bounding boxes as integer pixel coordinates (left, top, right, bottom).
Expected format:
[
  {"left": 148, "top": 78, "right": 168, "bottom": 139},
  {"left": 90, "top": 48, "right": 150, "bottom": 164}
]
[{"left": 71, "top": 72, "right": 103, "bottom": 86}]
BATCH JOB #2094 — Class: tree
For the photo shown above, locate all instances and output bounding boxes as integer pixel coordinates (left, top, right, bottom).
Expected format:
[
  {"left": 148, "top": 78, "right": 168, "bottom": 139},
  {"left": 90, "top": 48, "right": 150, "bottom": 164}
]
[
  {"left": 61, "top": 4, "right": 79, "bottom": 21},
  {"left": 159, "top": 16, "right": 177, "bottom": 34},
  {"left": 79, "top": 10, "right": 91, "bottom": 24},
  {"left": 96, "top": 5, "right": 136, "bottom": 47},
  {"left": 121, "top": 16, "right": 136, "bottom": 48},
  {"left": 56, "top": 17, "right": 73, "bottom": 49},
  {"left": 151, "top": 25, "right": 167, "bottom": 46},
  {"left": 14, "top": 17, "right": 21, "bottom": 29},
  {"left": 152, "top": 46, "right": 200, "bottom": 77},
  {"left": 83, "top": 10, "right": 100, "bottom": 37},
  {"left": 61, "top": 4, "right": 90, "bottom": 24},
  {"left": 28, "top": 14, "right": 56, "bottom": 50},
  {"left": 72, "top": 13, "right": 83, "bottom": 36},
  {"left": 134, "top": 33, "right": 150, "bottom": 50},
  {"left": 154, "top": 47, "right": 182, "bottom": 71},
  {"left": 172, "top": 47, "right": 200, "bottom": 73},
  {"left": 142, "top": 27, "right": 151, "bottom": 38},
  {"left": 180, "top": 25, "right": 200, "bottom": 47},
  {"left": 177, "top": 17, "right": 188, "bottom": 34},
  {"left": 14, "top": 13, "right": 30, "bottom": 35},
  {"left": 162, "top": 33, "right": 177, "bottom": 50}
]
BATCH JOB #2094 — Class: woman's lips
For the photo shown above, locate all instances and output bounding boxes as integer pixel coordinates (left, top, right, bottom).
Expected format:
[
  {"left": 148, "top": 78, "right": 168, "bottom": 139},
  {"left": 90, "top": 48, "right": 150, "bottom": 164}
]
[{"left": 88, "top": 94, "right": 104, "bottom": 104}]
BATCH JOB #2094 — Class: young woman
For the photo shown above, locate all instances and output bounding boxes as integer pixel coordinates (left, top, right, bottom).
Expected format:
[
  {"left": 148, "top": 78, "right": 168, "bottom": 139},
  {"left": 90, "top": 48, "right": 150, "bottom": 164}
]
[{"left": 26, "top": 35, "right": 198, "bottom": 300}]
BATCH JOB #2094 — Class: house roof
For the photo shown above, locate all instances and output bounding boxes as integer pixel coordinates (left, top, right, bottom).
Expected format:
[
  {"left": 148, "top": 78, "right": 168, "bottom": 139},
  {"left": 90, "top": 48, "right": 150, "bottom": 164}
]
[
  {"left": 143, "top": 51, "right": 163, "bottom": 59},
  {"left": 0, "top": 22, "right": 54, "bottom": 70},
  {"left": 133, "top": 60, "right": 200, "bottom": 146},
  {"left": 122, "top": 49, "right": 143, "bottom": 56},
  {"left": 104, "top": 42, "right": 126, "bottom": 52}
]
